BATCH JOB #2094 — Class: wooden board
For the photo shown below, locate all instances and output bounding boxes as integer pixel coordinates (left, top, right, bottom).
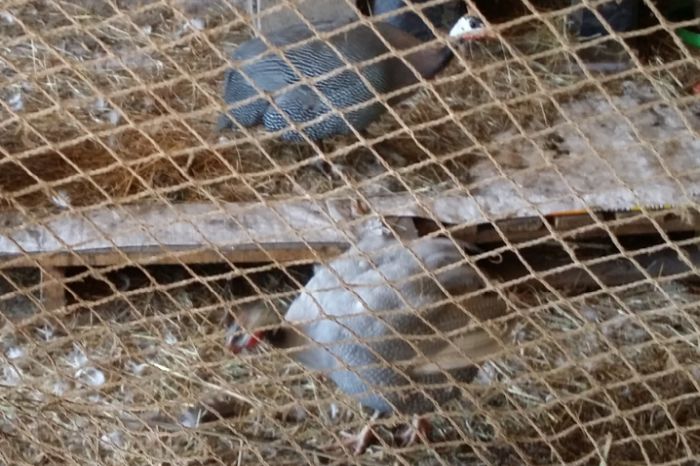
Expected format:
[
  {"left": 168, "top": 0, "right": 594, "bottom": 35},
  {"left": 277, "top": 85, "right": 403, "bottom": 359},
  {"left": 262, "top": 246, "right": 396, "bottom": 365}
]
[
  {"left": 1, "top": 194, "right": 697, "bottom": 311},
  {"left": 0, "top": 194, "right": 698, "bottom": 266}
]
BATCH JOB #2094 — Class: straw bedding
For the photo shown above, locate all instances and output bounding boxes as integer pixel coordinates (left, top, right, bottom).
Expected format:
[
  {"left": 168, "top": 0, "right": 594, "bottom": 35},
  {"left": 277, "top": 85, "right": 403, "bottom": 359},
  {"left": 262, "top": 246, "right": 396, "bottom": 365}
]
[{"left": 1, "top": 0, "right": 699, "bottom": 464}]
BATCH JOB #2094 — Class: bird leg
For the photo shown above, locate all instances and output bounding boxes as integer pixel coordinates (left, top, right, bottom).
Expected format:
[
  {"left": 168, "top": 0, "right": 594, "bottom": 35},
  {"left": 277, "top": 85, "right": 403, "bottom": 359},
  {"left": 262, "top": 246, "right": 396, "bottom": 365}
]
[
  {"left": 396, "top": 415, "right": 432, "bottom": 447},
  {"left": 373, "top": 141, "right": 407, "bottom": 166},
  {"left": 324, "top": 411, "right": 381, "bottom": 455},
  {"left": 338, "top": 421, "right": 378, "bottom": 455},
  {"left": 310, "top": 154, "right": 349, "bottom": 181},
  {"left": 308, "top": 140, "right": 344, "bottom": 179},
  {"left": 313, "top": 161, "right": 348, "bottom": 180}
]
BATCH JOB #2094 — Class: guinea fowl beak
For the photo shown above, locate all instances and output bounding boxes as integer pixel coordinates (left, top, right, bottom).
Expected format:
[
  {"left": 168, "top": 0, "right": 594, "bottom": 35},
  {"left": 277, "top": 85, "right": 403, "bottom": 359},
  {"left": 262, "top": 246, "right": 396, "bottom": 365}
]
[
  {"left": 449, "top": 15, "right": 495, "bottom": 42},
  {"left": 225, "top": 322, "right": 264, "bottom": 354},
  {"left": 465, "top": 30, "right": 496, "bottom": 41},
  {"left": 225, "top": 299, "right": 281, "bottom": 354}
]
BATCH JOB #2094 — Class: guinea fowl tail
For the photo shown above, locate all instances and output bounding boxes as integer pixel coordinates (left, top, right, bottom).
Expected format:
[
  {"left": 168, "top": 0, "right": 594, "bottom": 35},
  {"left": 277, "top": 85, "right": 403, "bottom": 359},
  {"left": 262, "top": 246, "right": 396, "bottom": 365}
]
[
  {"left": 409, "top": 293, "right": 514, "bottom": 377},
  {"left": 409, "top": 323, "right": 513, "bottom": 376}
]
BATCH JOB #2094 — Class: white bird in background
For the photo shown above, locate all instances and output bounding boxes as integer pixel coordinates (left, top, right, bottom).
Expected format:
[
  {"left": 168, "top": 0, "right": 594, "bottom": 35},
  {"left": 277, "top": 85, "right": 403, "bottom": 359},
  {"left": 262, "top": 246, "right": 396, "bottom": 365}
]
[{"left": 226, "top": 223, "right": 512, "bottom": 454}]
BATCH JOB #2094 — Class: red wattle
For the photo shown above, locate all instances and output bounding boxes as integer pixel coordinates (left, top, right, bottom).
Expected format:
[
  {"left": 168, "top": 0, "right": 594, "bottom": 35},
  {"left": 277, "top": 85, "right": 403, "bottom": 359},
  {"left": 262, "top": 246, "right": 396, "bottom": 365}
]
[{"left": 245, "top": 331, "right": 264, "bottom": 349}]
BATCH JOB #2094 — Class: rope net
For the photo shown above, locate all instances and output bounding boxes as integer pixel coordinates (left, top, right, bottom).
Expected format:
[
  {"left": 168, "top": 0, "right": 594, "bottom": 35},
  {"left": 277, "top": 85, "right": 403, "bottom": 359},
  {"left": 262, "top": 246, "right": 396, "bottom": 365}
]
[{"left": 1, "top": 0, "right": 699, "bottom": 464}]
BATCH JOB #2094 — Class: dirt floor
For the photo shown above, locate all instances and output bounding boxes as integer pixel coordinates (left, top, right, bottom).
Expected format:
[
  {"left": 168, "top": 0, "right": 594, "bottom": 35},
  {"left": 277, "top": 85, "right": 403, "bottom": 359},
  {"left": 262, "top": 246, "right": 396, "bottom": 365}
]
[{"left": 1, "top": 237, "right": 699, "bottom": 465}]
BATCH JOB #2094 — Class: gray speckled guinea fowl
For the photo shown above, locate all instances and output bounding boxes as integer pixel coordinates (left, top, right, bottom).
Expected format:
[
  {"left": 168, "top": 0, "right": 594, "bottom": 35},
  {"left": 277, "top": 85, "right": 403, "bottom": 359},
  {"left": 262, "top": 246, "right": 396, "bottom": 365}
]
[
  {"left": 226, "top": 224, "right": 511, "bottom": 454},
  {"left": 218, "top": 9, "right": 490, "bottom": 142}
]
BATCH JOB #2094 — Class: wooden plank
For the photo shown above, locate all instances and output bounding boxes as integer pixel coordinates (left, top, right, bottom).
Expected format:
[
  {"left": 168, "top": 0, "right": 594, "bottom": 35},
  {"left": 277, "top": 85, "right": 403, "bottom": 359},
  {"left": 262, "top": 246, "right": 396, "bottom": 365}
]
[
  {"left": 436, "top": 210, "right": 699, "bottom": 244},
  {"left": 40, "top": 265, "right": 65, "bottom": 311},
  {"left": 1, "top": 195, "right": 697, "bottom": 254},
  {"left": 564, "top": 210, "right": 700, "bottom": 240},
  {"left": 1, "top": 243, "right": 345, "bottom": 268},
  {"left": 0, "top": 194, "right": 697, "bottom": 268},
  {"left": 0, "top": 199, "right": 361, "bottom": 257}
]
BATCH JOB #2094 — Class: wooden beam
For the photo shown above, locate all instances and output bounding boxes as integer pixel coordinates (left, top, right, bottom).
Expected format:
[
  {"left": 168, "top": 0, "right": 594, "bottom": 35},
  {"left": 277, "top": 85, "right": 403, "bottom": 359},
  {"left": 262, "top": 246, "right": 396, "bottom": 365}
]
[
  {"left": 40, "top": 265, "right": 65, "bottom": 311},
  {"left": 453, "top": 209, "right": 699, "bottom": 245},
  {"left": 1, "top": 243, "right": 346, "bottom": 268},
  {"left": 0, "top": 196, "right": 696, "bottom": 270}
]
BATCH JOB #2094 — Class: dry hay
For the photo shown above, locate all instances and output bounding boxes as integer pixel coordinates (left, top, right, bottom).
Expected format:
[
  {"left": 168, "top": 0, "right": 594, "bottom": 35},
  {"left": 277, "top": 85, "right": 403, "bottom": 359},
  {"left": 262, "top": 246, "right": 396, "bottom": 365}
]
[
  {"left": 1, "top": 259, "right": 698, "bottom": 465},
  {"left": 1, "top": 2, "right": 699, "bottom": 463},
  {"left": 2, "top": 0, "right": 698, "bottom": 211}
]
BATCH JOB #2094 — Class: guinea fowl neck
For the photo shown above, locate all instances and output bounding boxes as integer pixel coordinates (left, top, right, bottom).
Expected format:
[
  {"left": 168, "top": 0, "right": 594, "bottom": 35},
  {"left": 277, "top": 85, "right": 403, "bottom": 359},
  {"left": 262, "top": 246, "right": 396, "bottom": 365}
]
[
  {"left": 372, "top": 0, "right": 459, "bottom": 78},
  {"left": 431, "top": 45, "right": 455, "bottom": 77},
  {"left": 266, "top": 325, "right": 306, "bottom": 350},
  {"left": 407, "top": 42, "right": 455, "bottom": 80}
]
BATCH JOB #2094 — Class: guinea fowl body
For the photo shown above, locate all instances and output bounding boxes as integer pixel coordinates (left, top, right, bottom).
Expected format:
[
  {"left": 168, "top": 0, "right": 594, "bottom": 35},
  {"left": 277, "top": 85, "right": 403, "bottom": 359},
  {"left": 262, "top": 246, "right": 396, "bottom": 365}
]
[
  {"left": 219, "top": 6, "right": 485, "bottom": 142},
  {"left": 220, "top": 22, "right": 447, "bottom": 141},
  {"left": 272, "top": 232, "right": 509, "bottom": 417}
]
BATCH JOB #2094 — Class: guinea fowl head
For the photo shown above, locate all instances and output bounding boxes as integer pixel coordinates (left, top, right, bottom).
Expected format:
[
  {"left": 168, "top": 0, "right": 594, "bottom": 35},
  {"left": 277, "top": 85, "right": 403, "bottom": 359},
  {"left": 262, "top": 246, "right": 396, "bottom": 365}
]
[
  {"left": 448, "top": 14, "right": 493, "bottom": 41},
  {"left": 400, "top": 12, "right": 494, "bottom": 80},
  {"left": 225, "top": 299, "right": 283, "bottom": 354}
]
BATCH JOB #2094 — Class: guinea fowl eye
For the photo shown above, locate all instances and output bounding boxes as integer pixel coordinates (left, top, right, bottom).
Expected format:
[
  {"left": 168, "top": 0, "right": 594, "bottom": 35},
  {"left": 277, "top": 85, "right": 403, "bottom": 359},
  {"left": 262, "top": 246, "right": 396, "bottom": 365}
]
[{"left": 469, "top": 18, "right": 479, "bottom": 30}]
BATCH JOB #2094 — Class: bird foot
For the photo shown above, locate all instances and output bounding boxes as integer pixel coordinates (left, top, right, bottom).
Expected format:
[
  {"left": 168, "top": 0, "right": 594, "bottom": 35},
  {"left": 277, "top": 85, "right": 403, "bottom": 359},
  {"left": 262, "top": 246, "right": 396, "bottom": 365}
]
[
  {"left": 311, "top": 159, "right": 348, "bottom": 180},
  {"left": 372, "top": 142, "right": 407, "bottom": 167},
  {"left": 339, "top": 423, "right": 378, "bottom": 455},
  {"left": 276, "top": 403, "right": 308, "bottom": 423},
  {"left": 322, "top": 414, "right": 380, "bottom": 455},
  {"left": 396, "top": 415, "right": 432, "bottom": 447}
]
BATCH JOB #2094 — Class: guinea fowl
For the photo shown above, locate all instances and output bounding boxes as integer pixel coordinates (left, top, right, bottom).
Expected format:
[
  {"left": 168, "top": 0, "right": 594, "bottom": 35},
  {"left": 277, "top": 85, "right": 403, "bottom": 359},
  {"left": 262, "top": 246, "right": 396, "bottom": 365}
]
[
  {"left": 218, "top": 9, "right": 491, "bottom": 142},
  {"left": 226, "top": 227, "right": 511, "bottom": 454}
]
